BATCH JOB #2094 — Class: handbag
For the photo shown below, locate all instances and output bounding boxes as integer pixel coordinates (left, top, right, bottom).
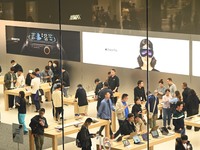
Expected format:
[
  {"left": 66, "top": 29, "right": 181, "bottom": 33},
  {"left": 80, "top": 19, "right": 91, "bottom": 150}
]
[{"left": 148, "top": 97, "right": 157, "bottom": 119}]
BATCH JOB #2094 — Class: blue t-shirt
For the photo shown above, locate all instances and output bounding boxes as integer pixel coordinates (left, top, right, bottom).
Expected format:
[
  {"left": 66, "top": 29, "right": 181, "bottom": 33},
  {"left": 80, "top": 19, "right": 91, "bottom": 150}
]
[{"left": 122, "top": 101, "right": 129, "bottom": 118}]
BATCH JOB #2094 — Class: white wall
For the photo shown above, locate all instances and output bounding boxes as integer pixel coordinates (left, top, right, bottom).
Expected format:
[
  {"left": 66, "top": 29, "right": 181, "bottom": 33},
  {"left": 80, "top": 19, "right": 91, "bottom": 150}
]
[{"left": 0, "top": 20, "right": 200, "bottom": 102}]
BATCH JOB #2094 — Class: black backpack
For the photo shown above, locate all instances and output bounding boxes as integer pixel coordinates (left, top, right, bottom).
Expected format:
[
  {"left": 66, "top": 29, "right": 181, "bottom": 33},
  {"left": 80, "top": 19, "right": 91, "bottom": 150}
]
[{"left": 76, "top": 130, "right": 82, "bottom": 148}]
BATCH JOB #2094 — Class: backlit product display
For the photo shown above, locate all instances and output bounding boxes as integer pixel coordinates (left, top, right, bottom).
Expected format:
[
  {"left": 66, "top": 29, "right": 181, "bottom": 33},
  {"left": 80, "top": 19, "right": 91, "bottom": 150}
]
[
  {"left": 82, "top": 32, "right": 189, "bottom": 75},
  {"left": 192, "top": 41, "right": 200, "bottom": 76}
]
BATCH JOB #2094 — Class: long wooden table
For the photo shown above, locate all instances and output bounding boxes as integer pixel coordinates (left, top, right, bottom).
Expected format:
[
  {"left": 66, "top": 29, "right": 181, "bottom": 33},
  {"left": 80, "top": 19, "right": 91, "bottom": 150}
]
[
  {"left": 29, "top": 117, "right": 110, "bottom": 150},
  {"left": 184, "top": 114, "right": 200, "bottom": 127},
  {"left": 4, "top": 83, "right": 51, "bottom": 111},
  {"left": 63, "top": 92, "right": 121, "bottom": 132},
  {"left": 97, "top": 133, "right": 180, "bottom": 150}
]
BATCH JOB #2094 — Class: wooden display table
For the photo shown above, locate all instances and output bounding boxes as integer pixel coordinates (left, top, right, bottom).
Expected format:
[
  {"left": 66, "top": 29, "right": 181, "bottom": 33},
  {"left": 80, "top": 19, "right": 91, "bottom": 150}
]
[
  {"left": 97, "top": 133, "right": 180, "bottom": 150},
  {"left": 185, "top": 114, "right": 200, "bottom": 127},
  {"left": 4, "top": 83, "right": 51, "bottom": 111},
  {"left": 29, "top": 117, "right": 110, "bottom": 150}
]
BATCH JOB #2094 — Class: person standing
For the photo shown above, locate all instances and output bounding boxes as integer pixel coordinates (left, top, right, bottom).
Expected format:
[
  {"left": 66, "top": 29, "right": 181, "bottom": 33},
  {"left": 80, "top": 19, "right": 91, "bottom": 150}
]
[
  {"left": 52, "top": 61, "right": 60, "bottom": 82},
  {"left": 10, "top": 60, "right": 23, "bottom": 73},
  {"left": 185, "top": 89, "right": 200, "bottom": 131},
  {"left": 31, "top": 72, "right": 41, "bottom": 112},
  {"left": 162, "top": 89, "right": 172, "bottom": 130},
  {"left": 75, "top": 84, "right": 88, "bottom": 116},
  {"left": 15, "top": 91, "right": 28, "bottom": 134},
  {"left": 62, "top": 67, "right": 70, "bottom": 97},
  {"left": 114, "top": 93, "right": 129, "bottom": 138},
  {"left": 97, "top": 92, "right": 115, "bottom": 137},
  {"left": 134, "top": 80, "right": 146, "bottom": 101},
  {"left": 29, "top": 108, "right": 48, "bottom": 150},
  {"left": 94, "top": 78, "right": 103, "bottom": 100},
  {"left": 166, "top": 78, "right": 177, "bottom": 97},
  {"left": 40, "top": 66, "right": 54, "bottom": 83},
  {"left": 156, "top": 79, "right": 166, "bottom": 119},
  {"left": 52, "top": 84, "right": 63, "bottom": 121},
  {"left": 182, "top": 82, "right": 190, "bottom": 106},
  {"left": 172, "top": 101, "right": 185, "bottom": 135},
  {"left": 0, "top": 65, "right": 2, "bottom": 75},
  {"left": 145, "top": 91, "right": 159, "bottom": 128},
  {"left": 79, "top": 118, "right": 96, "bottom": 150},
  {"left": 97, "top": 82, "right": 113, "bottom": 111},
  {"left": 16, "top": 69, "right": 25, "bottom": 88},
  {"left": 4, "top": 67, "right": 17, "bottom": 109},
  {"left": 25, "top": 70, "right": 33, "bottom": 86},
  {"left": 108, "top": 69, "right": 120, "bottom": 105}
]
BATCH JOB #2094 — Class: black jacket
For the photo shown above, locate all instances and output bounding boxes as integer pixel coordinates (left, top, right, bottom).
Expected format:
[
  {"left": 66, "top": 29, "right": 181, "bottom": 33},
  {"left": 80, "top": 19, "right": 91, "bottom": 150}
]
[
  {"left": 29, "top": 115, "right": 48, "bottom": 135},
  {"left": 25, "top": 73, "right": 32, "bottom": 86},
  {"left": 94, "top": 82, "right": 103, "bottom": 96},
  {"left": 175, "top": 138, "right": 193, "bottom": 150},
  {"left": 0, "top": 65, "right": 2, "bottom": 73},
  {"left": 62, "top": 70, "right": 70, "bottom": 87},
  {"left": 13, "top": 63, "right": 23, "bottom": 73},
  {"left": 145, "top": 94, "right": 159, "bottom": 115},
  {"left": 134, "top": 86, "right": 146, "bottom": 101},
  {"left": 108, "top": 75, "right": 119, "bottom": 92},
  {"left": 80, "top": 125, "right": 93, "bottom": 148},
  {"left": 75, "top": 87, "right": 88, "bottom": 106},
  {"left": 173, "top": 110, "right": 185, "bottom": 132},
  {"left": 131, "top": 104, "right": 142, "bottom": 118},
  {"left": 17, "top": 98, "right": 26, "bottom": 114},
  {"left": 182, "top": 87, "right": 190, "bottom": 103},
  {"left": 185, "top": 94, "right": 200, "bottom": 116},
  {"left": 120, "top": 120, "right": 136, "bottom": 135}
]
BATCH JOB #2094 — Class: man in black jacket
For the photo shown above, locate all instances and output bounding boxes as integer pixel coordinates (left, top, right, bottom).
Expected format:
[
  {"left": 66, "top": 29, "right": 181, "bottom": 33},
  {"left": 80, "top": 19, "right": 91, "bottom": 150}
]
[
  {"left": 182, "top": 82, "right": 190, "bottom": 104},
  {"left": 134, "top": 80, "right": 146, "bottom": 101},
  {"left": 172, "top": 101, "right": 185, "bottom": 135},
  {"left": 175, "top": 135, "right": 193, "bottom": 150},
  {"left": 62, "top": 68, "right": 70, "bottom": 97},
  {"left": 11, "top": 60, "right": 23, "bottom": 73},
  {"left": 120, "top": 113, "right": 136, "bottom": 136},
  {"left": 29, "top": 108, "right": 48, "bottom": 150},
  {"left": 94, "top": 78, "right": 103, "bottom": 99}
]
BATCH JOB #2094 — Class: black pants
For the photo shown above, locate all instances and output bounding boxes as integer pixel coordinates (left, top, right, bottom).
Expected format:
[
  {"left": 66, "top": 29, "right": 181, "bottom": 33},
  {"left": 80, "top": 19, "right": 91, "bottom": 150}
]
[
  {"left": 98, "top": 121, "right": 113, "bottom": 137},
  {"left": 114, "top": 119, "right": 124, "bottom": 138},
  {"left": 8, "top": 95, "right": 14, "bottom": 108},
  {"left": 112, "top": 97, "right": 117, "bottom": 105},
  {"left": 55, "top": 107, "right": 63, "bottom": 120}
]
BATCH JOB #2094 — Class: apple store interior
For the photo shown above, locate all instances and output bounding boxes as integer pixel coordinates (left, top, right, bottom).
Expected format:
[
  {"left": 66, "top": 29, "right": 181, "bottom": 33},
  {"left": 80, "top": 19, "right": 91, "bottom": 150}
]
[{"left": 0, "top": 0, "right": 200, "bottom": 150}]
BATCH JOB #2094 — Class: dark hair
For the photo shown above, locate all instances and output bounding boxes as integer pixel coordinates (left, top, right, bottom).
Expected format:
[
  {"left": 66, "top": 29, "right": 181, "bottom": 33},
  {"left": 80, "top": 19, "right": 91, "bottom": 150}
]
[
  {"left": 134, "top": 114, "right": 140, "bottom": 118},
  {"left": 32, "top": 72, "right": 37, "bottom": 76},
  {"left": 175, "top": 91, "right": 181, "bottom": 100},
  {"left": 55, "top": 84, "right": 61, "bottom": 89},
  {"left": 134, "top": 97, "right": 140, "bottom": 103},
  {"left": 18, "top": 69, "right": 23, "bottom": 73},
  {"left": 94, "top": 78, "right": 100, "bottom": 83},
  {"left": 35, "top": 68, "right": 40, "bottom": 72},
  {"left": 165, "top": 89, "right": 170, "bottom": 93},
  {"left": 85, "top": 118, "right": 93, "bottom": 124},
  {"left": 77, "top": 84, "right": 82, "bottom": 88},
  {"left": 48, "top": 60, "right": 53, "bottom": 65},
  {"left": 108, "top": 71, "right": 111, "bottom": 75},
  {"left": 158, "top": 79, "right": 164, "bottom": 84},
  {"left": 111, "top": 69, "right": 116, "bottom": 72},
  {"left": 53, "top": 60, "right": 59, "bottom": 67},
  {"left": 45, "top": 66, "right": 50, "bottom": 70},
  {"left": 176, "top": 101, "right": 183, "bottom": 108},
  {"left": 137, "top": 80, "right": 143, "bottom": 86},
  {"left": 127, "top": 113, "right": 134, "bottom": 118},
  {"left": 11, "top": 60, "right": 15, "bottom": 63},
  {"left": 104, "top": 91, "right": 110, "bottom": 96},
  {"left": 19, "top": 91, "right": 25, "bottom": 98},
  {"left": 182, "top": 82, "right": 187, "bottom": 87},
  {"left": 167, "top": 78, "right": 172, "bottom": 81},
  {"left": 39, "top": 108, "right": 45, "bottom": 113},
  {"left": 103, "top": 82, "right": 109, "bottom": 87},
  {"left": 122, "top": 93, "right": 128, "bottom": 99},
  {"left": 181, "top": 135, "right": 188, "bottom": 141},
  {"left": 10, "top": 67, "right": 15, "bottom": 71}
]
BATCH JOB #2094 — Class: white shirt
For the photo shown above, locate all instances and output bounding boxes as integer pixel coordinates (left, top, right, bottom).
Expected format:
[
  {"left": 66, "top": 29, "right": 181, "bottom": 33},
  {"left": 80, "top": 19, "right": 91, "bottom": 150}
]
[
  {"left": 10, "top": 73, "right": 14, "bottom": 89},
  {"left": 52, "top": 90, "right": 63, "bottom": 107},
  {"left": 31, "top": 77, "right": 40, "bottom": 94},
  {"left": 16, "top": 74, "right": 25, "bottom": 88}
]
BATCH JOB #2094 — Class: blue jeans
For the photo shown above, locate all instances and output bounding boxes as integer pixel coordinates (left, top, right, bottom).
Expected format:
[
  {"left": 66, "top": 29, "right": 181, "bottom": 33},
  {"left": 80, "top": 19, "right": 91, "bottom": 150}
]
[
  {"left": 18, "top": 113, "right": 28, "bottom": 132},
  {"left": 63, "top": 87, "right": 69, "bottom": 97},
  {"left": 163, "top": 108, "right": 171, "bottom": 127}
]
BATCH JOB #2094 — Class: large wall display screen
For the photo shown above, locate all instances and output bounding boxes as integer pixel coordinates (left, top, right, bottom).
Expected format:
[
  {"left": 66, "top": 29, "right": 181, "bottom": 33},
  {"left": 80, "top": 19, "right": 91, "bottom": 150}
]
[
  {"left": 82, "top": 32, "right": 189, "bottom": 75},
  {"left": 6, "top": 26, "right": 80, "bottom": 62},
  {"left": 192, "top": 41, "right": 200, "bottom": 76}
]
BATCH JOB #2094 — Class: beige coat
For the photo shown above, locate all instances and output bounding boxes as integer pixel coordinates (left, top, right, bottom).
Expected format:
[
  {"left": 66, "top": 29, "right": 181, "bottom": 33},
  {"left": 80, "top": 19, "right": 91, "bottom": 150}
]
[{"left": 115, "top": 100, "right": 126, "bottom": 120}]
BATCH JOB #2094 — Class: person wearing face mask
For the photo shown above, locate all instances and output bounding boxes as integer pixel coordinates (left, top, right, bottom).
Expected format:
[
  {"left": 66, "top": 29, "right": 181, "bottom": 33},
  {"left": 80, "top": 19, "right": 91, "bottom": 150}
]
[
  {"left": 10, "top": 60, "right": 23, "bottom": 73},
  {"left": 52, "top": 61, "right": 60, "bottom": 82},
  {"left": 135, "top": 39, "right": 158, "bottom": 71}
]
